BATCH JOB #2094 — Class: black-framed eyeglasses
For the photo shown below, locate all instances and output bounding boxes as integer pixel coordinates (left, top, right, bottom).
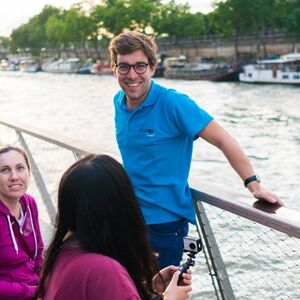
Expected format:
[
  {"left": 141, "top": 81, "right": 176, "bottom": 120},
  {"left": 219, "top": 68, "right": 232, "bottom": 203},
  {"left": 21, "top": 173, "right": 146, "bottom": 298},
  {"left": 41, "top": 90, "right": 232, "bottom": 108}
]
[{"left": 115, "top": 62, "right": 149, "bottom": 75}]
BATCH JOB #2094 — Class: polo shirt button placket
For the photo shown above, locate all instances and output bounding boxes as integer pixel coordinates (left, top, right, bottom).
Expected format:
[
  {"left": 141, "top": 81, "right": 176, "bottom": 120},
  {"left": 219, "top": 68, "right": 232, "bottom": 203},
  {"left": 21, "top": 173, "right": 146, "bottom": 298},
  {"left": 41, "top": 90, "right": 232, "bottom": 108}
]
[{"left": 125, "top": 113, "right": 131, "bottom": 144}]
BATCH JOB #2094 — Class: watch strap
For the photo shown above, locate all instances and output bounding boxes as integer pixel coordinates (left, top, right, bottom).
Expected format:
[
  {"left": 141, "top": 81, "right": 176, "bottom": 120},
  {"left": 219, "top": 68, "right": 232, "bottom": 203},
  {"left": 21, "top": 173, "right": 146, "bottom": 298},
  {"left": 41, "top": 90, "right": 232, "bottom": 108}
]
[{"left": 244, "top": 175, "right": 260, "bottom": 187}]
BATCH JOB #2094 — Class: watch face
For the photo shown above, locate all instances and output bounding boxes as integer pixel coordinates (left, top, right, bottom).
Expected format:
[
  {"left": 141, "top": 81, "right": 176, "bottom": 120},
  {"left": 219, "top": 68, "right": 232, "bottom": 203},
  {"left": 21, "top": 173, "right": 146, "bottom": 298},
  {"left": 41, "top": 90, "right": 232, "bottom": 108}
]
[{"left": 256, "top": 175, "right": 261, "bottom": 183}]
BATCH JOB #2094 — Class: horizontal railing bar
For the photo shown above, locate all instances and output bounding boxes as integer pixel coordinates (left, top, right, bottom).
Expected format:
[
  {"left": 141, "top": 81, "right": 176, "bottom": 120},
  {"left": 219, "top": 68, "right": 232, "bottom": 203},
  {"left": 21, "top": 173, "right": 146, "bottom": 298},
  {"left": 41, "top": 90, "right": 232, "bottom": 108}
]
[
  {"left": 0, "top": 116, "right": 100, "bottom": 157},
  {"left": 1, "top": 116, "right": 299, "bottom": 239},
  {"left": 191, "top": 188, "right": 300, "bottom": 239}
]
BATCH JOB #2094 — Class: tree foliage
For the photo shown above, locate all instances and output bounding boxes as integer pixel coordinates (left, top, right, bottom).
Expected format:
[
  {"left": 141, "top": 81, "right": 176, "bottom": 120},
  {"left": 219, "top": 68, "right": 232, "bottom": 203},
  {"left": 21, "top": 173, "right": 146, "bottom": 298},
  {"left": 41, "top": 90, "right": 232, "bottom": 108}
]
[
  {"left": 281, "top": 0, "right": 300, "bottom": 33},
  {"left": 5, "top": 0, "right": 300, "bottom": 54},
  {"left": 10, "top": 5, "right": 62, "bottom": 53},
  {"left": 152, "top": 1, "right": 206, "bottom": 38}
]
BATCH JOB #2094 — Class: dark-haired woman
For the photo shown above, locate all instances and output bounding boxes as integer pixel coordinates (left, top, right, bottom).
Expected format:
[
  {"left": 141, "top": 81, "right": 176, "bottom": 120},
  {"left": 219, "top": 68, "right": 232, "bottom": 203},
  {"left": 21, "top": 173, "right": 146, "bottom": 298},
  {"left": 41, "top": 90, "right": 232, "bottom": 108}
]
[
  {"left": 0, "top": 145, "right": 44, "bottom": 299},
  {"left": 36, "top": 154, "right": 191, "bottom": 300}
]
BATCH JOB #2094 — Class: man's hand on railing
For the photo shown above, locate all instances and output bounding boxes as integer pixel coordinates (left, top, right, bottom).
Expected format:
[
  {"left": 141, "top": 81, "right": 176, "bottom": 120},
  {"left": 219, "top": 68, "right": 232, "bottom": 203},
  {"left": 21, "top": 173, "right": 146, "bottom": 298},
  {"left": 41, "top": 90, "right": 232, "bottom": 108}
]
[{"left": 246, "top": 181, "right": 285, "bottom": 206}]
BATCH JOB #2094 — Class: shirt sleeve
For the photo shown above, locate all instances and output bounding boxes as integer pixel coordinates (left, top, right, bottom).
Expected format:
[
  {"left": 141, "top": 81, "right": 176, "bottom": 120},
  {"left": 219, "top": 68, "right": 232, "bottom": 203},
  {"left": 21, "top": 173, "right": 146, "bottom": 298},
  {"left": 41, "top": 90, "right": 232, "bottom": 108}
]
[{"left": 164, "top": 89, "right": 213, "bottom": 139}]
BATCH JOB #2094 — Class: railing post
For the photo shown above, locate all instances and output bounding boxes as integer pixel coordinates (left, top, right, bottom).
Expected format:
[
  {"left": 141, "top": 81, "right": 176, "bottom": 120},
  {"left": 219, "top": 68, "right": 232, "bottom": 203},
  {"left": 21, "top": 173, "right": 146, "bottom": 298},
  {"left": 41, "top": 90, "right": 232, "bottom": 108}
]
[
  {"left": 16, "top": 131, "right": 56, "bottom": 225},
  {"left": 193, "top": 197, "right": 236, "bottom": 300}
]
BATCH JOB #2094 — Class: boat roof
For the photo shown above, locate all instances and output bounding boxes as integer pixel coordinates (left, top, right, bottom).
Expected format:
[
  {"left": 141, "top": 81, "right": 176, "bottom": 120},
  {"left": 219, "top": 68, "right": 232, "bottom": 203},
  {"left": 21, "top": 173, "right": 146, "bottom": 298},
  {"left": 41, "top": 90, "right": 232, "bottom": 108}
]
[
  {"left": 282, "top": 53, "right": 300, "bottom": 60},
  {"left": 258, "top": 53, "right": 300, "bottom": 64},
  {"left": 20, "top": 59, "right": 37, "bottom": 63},
  {"left": 66, "top": 58, "right": 80, "bottom": 62}
]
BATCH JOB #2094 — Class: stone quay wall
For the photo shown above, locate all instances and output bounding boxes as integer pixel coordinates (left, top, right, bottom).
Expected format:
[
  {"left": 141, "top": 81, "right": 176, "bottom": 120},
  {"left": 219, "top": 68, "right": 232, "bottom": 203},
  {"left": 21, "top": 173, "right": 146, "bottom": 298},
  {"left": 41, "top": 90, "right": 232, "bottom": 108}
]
[
  {"left": 1, "top": 32, "right": 299, "bottom": 63},
  {"left": 156, "top": 32, "right": 300, "bottom": 63}
]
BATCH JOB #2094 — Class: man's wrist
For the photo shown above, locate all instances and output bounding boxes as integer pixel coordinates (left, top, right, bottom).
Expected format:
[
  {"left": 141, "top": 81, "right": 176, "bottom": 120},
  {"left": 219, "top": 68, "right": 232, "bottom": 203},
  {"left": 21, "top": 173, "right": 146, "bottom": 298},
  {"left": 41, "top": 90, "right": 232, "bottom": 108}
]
[{"left": 244, "top": 175, "right": 261, "bottom": 187}]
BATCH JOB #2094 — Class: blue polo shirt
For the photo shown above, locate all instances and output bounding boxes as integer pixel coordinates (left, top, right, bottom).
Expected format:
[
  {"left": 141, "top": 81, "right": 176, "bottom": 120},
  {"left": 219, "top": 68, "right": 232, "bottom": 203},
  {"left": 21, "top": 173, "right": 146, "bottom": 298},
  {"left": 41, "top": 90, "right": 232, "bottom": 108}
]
[{"left": 114, "top": 81, "right": 213, "bottom": 224}]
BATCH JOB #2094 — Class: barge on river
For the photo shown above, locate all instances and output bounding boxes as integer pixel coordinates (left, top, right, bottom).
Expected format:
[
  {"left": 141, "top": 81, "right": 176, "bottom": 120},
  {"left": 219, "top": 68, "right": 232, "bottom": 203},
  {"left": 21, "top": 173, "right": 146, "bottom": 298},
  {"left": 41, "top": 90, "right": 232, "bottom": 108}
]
[
  {"left": 239, "top": 52, "right": 300, "bottom": 84},
  {"left": 163, "top": 56, "right": 241, "bottom": 81}
]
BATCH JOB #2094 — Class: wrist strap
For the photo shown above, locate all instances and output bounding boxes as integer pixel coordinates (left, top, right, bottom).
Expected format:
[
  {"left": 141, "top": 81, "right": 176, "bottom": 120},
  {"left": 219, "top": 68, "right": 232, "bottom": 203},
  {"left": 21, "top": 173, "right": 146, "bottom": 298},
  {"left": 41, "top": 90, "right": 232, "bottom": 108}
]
[{"left": 244, "top": 175, "right": 260, "bottom": 187}]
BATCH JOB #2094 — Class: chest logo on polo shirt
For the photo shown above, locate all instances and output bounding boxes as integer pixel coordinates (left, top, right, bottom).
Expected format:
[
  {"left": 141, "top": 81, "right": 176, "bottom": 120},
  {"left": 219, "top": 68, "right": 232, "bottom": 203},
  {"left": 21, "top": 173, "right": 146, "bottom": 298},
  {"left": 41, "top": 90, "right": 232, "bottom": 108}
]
[{"left": 145, "top": 128, "right": 155, "bottom": 137}]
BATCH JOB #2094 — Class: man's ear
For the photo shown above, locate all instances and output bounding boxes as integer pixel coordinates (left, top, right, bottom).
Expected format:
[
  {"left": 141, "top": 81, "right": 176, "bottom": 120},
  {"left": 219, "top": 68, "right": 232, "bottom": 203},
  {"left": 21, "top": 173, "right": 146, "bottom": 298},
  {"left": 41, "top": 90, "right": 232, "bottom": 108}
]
[
  {"left": 112, "top": 67, "right": 117, "bottom": 77},
  {"left": 150, "top": 64, "right": 157, "bottom": 77}
]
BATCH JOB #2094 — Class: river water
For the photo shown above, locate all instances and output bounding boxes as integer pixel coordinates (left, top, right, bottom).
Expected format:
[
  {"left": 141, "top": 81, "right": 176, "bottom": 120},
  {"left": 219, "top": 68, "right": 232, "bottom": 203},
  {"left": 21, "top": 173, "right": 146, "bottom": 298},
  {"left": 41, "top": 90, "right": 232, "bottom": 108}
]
[
  {"left": 0, "top": 71, "right": 299, "bottom": 298},
  {"left": 1, "top": 71, "right": 299, "bottom": 208}
]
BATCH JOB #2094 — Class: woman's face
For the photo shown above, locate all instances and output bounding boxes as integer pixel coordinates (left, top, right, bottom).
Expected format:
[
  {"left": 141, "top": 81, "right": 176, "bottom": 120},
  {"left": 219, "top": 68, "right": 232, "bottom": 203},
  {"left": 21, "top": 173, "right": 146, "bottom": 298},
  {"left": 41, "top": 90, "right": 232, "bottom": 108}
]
[{"left": 0, "top": 150, "right": 30, "bottom": 203}]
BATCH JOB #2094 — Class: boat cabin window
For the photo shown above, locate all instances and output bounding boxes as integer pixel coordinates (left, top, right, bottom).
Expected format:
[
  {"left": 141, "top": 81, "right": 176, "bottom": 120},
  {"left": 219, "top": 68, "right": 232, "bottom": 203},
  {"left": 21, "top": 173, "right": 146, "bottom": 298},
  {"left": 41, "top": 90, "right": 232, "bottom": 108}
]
[
  {"left": 247, "top": 73, "right": 252, "bottom": 78},
  {"left": 293, "top": 75, "right": 300, "bottom": 79},
  {"left": 259, "top": 64, "right": 272, "bottom": 70},
  {"left": 282, "top": 75, "right": 289, "bottom": 79}
]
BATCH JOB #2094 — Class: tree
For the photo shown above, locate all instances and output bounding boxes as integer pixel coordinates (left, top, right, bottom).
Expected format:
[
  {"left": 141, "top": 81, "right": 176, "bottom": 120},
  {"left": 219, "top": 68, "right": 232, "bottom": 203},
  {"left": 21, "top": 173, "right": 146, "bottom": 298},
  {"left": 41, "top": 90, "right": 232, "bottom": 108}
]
[
  {"left": 92, "top": 1, "right": 131, "bottom": 38},
  {"left": 211, "top": 0, "right": 260, "bottom": 62},
  {"left": 249, "top": 0, "right": 281, "bottom": 57},
  {"left": 279, "top": 0, "right": 300, "bottom": 51},
  {"left": 63, "top": 8, "right": 96, "bottom": 55},
  {"left": 152, "top": 1, "right": 205, "bottom": 39},
  {"left": 45, "top": 15, "right": 66, "bottom": 50},
  {"left": 211, "top": 0, "right": 293, "bottom": 59},
  {"left": 91, "top": 0, "right": 158, "bottom": 38},
  {"left": 0, "top": 37, "right": 10, "bottom": 49},
  {"left": 281, "top": 0, "right": 300, "bottom": 33},
  {"left": 10, "top": 25, "right": 31, "bottom": 53},
  {"left": 10, "top": 5, "right": 62, "bottom": 54}
]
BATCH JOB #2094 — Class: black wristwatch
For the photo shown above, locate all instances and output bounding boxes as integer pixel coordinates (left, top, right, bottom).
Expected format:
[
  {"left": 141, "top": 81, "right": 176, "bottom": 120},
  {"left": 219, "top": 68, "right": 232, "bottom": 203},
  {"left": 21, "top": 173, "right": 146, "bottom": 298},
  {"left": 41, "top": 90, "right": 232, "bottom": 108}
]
[{"left": 244, "top": 175, "right": 261, "bottom": 187}]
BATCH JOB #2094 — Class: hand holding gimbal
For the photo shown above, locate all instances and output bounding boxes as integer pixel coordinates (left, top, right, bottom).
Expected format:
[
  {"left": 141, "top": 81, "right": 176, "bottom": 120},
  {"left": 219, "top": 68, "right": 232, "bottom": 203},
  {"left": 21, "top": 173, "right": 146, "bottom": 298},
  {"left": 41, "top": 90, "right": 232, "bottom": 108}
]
[{"left": 177, "top": 236, "right": 202, "bottom": 285}]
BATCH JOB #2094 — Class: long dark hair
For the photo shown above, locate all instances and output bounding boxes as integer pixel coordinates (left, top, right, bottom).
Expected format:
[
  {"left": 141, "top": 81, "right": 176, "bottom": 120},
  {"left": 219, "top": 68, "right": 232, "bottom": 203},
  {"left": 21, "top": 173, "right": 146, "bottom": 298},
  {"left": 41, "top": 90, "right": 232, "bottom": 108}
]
[{"left": 36, "top": 154, "right": 159, "bottom": 299}]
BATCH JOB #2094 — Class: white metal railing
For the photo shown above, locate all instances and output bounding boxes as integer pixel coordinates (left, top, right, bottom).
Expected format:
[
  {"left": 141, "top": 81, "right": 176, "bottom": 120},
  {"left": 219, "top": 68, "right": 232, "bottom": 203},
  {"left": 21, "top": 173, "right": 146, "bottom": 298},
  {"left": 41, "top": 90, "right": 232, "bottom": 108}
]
[
  {"left": 191, "top": 188, "right": 300, "bottom": 299},
  {"left": 1, "top": 117, "right": 300, "bottom": 300}
]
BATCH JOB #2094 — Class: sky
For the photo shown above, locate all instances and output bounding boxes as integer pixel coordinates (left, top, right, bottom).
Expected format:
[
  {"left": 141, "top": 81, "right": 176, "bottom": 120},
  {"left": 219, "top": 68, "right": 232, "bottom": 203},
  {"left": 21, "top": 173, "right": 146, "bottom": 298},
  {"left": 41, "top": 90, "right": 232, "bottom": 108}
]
[{"left": 0, "top": 0, "right": 214, "bottom": 37}]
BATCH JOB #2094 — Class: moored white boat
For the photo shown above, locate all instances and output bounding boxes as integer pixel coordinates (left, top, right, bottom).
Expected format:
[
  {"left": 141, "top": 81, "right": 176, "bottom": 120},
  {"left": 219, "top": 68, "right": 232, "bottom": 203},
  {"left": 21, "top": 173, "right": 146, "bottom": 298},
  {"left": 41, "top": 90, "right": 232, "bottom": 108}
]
[
  {"left": 41, "top": 58, "right": 80, "bottom": 74},
  {"left": 1, "top": 58, "right": 21, "bottom": 71},
  {"left": 19, "top": 58, "right": 39, "bottom": 73},
  {"left": 0, "top": 59, "right": 9, "bottom": 71},
  {"left": 239, "top": 52, "right": 300, "bottom": 84}
]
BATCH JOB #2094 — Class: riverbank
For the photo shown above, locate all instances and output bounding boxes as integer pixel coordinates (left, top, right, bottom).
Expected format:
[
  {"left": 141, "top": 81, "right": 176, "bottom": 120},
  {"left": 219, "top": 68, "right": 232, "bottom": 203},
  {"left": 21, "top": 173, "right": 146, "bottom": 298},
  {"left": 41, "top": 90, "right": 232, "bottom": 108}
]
[{"left": 1, "top": 32, "right": 299, "bottom": 65}]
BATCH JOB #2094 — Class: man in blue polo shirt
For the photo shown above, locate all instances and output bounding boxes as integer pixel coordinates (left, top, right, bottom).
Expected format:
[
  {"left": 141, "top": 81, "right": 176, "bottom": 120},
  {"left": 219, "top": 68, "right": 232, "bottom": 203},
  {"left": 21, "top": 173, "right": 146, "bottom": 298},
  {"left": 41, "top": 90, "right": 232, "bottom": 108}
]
[{"left": 109, "top": 31, "right": 283, "bottom": 269}]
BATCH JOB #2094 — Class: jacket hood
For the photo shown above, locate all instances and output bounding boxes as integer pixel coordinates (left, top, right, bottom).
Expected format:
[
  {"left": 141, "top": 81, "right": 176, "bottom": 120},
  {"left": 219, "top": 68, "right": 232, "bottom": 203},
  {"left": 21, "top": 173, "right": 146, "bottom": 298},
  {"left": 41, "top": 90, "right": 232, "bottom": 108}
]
[
  {"left": 0, "top": 197, "right": 11, "bottom": 215},
  {"left": 0, "top": 194, "right": 29, "bottom": 216},
  {"left": 0, "top": 194, "right": 38, "bottom": 258}
]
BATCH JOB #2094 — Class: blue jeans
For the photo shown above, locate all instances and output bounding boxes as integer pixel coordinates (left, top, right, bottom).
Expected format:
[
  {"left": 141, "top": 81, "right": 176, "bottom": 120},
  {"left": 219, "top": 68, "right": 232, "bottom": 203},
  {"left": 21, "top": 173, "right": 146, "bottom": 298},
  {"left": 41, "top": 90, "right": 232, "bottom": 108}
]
[{"left": 147, "top": 219, "right": 189, "bottom": 269}]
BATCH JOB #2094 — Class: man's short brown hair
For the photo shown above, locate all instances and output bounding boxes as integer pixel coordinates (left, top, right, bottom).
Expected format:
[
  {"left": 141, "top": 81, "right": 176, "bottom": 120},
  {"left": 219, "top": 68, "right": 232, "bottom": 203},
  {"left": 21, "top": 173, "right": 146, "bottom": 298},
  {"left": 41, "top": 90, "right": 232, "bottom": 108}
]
[{"left": 109, "top": 31, "right": 157, "bottom": 70}]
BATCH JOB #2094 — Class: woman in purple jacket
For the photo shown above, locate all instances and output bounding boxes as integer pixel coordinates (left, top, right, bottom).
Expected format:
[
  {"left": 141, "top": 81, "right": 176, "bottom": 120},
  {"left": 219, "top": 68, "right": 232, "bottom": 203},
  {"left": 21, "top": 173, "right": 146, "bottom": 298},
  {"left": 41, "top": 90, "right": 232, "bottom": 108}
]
[
  {"left": 36, "top": 154, "right": 192, "bottom": 300},
  {"left": 0, "top": 145, "right": 44, "bottom": 299}
]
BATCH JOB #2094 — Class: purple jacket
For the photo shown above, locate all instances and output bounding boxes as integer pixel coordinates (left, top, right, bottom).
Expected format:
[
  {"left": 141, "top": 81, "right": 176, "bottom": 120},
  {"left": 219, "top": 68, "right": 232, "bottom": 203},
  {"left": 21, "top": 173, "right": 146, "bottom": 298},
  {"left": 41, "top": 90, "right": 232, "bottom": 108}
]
[{"left": 0, "top": 193, "right": 44, "bottom": 300}]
